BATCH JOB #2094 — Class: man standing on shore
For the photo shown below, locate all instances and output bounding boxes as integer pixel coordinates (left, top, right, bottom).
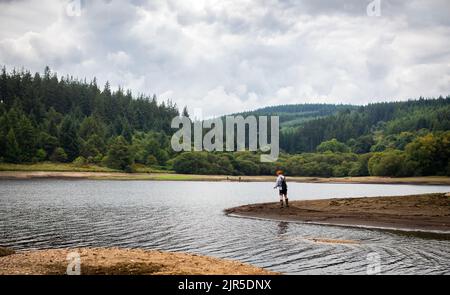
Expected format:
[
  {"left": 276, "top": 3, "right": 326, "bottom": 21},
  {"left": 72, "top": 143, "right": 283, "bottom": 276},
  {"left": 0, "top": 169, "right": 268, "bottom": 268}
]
[{"left": 274, "top": 170, "right": 288, "bottom": 208}]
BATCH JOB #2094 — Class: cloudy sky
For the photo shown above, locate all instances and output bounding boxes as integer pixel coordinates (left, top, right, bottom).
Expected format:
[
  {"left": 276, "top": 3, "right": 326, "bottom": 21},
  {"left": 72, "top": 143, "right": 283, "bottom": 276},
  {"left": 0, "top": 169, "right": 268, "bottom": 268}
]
[{"left": 0, "top": 0, "right": 449, "bottom": 116}]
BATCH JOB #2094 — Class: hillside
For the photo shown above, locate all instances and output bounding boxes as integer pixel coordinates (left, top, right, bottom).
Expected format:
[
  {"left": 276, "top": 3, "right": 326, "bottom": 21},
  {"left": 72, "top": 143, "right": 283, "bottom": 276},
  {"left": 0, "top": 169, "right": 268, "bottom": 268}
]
[
  {"left": 0, "top": 67, "right": 448, "bottom": 178},
  {"left": 235, "top": 103, "right": 356, "bottom": 130},
  {"left": 280, "top": 97, "right": 450, "bottom": 153},
  {"left": 0, "top": 67, "right": 179, "bottom": 169}
]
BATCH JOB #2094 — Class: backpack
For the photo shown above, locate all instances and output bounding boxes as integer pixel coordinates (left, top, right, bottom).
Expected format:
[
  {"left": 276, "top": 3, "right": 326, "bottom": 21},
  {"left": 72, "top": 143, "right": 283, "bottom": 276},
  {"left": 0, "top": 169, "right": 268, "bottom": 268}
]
[{"left": 281, "top": 176, "right": 287, "bottom": 190}]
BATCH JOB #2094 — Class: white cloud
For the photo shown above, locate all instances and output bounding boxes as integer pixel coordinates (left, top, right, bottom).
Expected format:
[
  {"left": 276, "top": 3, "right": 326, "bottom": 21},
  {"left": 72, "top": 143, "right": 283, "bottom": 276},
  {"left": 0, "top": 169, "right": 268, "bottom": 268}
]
[
  {"left": 107, "top": 51, "right": 131, "bottom": 67},
  {"left": 0, "top": 0, "right": 449, "bottom": 116}
]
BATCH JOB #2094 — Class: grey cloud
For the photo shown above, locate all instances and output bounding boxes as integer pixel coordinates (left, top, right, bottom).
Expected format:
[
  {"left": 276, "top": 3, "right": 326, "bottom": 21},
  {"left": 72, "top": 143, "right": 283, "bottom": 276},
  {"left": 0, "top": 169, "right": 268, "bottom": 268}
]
[{"left": 0, "top": 0, "right": 449, "bottom": 116}]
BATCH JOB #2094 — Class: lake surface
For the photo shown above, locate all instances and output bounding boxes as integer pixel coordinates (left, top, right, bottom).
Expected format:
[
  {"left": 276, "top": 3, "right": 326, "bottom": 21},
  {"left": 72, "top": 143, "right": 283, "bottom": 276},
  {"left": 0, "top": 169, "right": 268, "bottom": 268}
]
[{"left": 1, "top": 180, "right": 449, "bottom": 274}]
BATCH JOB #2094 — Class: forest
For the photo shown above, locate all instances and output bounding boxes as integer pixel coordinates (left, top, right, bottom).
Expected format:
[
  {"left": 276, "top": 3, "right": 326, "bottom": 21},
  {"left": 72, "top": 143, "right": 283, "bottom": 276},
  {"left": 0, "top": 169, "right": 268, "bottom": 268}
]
[{"left": 0, "top": 67, "right": 449, "bottom": 177}]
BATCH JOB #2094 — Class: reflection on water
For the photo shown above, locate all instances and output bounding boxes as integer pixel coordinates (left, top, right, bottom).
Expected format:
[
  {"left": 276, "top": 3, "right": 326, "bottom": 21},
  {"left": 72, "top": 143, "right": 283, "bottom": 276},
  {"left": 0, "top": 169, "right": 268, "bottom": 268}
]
[
  {"left": 0, "top": 180, "right": 449, "bottom": 274},
  {"left": 277, "top": 222, "right": 289, "bottom": 235}
]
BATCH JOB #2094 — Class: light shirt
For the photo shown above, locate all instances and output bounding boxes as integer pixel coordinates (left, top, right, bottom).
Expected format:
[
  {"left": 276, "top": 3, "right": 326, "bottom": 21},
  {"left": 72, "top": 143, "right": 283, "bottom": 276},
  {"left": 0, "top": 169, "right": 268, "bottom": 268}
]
[{"left": 274, "top": 174, "right": 285, "bottom": 189}]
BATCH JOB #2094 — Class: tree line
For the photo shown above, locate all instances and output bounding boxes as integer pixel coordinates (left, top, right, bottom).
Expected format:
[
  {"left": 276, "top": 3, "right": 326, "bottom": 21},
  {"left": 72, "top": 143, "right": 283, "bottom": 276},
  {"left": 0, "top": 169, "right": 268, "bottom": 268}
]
[
  {"left": 0, "top": 67, "right": 448, "bottom": 177},
  {"left": 280, "top": 97, "right": 450, "bottom": 153},
  {"left": 0, "top": 67, "right": 179, "bottom": 171},
  {"left": 171, "top": 130, "right": 449, "bottom": 177}
]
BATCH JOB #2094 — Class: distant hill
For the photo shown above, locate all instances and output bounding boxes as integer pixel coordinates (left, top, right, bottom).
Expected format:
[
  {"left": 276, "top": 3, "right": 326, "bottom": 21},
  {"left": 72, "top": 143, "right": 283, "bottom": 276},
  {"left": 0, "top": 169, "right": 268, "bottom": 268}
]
[
  {"left": 279, "top": 97, "right": 450, "bottom": 153},
  {"left": 230, "top": 97, "right": 450, "bottom": 153},
  {"left": 235, "top": 103, "right": 356, "bottom": 130}
]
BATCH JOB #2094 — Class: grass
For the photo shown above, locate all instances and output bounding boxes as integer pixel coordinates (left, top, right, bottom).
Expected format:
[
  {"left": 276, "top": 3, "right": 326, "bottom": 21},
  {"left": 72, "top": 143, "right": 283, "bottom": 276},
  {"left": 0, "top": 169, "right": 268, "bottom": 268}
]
[
  {"left": 0, "top": 163, "right": 449, "bottom": 185},
  {"left": 132, "top": 163, "right": 174, "bottom": 174},
  {"left": 0, "top": 162, "right": 174, "bottom": 174},
  {"left": 89, "top": 174, "right": 213, "bottom": 181},
  {"left": 0, "top": 162, "right": 119, "bottom": 172}
]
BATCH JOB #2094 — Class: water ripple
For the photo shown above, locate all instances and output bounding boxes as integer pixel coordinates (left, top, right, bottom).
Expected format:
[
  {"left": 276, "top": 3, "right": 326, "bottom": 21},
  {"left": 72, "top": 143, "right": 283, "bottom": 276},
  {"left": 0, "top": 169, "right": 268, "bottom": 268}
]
[{"left": 1, "top": 179, "right": 449, "bottom": 274}]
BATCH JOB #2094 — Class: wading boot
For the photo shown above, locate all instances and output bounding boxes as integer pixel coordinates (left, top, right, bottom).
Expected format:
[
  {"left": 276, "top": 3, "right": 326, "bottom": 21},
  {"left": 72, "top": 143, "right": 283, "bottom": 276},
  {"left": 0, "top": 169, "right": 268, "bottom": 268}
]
[
  {"left": 285, "top": 198, "right": 289, "bottom": 208},
  {"left": 280, "top": 200, "right": 284, "bottom": 208}
]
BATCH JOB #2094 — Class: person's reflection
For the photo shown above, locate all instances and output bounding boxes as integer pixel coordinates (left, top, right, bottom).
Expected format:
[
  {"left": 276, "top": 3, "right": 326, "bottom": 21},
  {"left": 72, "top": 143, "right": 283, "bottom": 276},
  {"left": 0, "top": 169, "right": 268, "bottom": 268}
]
[{"left": 277, "top": 221, "right": 288, "bottom": 235}]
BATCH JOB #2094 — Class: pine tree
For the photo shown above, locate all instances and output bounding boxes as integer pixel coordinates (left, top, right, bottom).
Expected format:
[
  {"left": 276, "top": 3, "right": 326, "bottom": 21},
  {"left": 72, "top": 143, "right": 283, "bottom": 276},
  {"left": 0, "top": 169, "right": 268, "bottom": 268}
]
[
  {"left": 106, "top": 136, "right": 133, "bottom": 171},
  {"left": 182, "top": 106, "right": 189, "bottom": 117},
  {"left": 59, "top": 116, "right": 80, "bottom": 161},
  {"left": 5, "top": 129, "right": 21, "bottom": 163}
]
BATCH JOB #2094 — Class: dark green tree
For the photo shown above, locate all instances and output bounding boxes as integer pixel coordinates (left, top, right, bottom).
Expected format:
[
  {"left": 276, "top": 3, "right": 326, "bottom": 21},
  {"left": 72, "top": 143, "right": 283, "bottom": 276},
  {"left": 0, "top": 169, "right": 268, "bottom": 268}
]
[
  {"left": 59, "top": 116, "right": 80, "bottom": 161},
  {"left": 5, "top": 129, "right": 21, "bottom": 163},
  {"left": 50, "top": 147, "right": 68, "bottom": 162},
  {"left": 316, "top": 139, "right": 350, "bottom": 153},
  {"left": 106, "top": 136, "right": 134, "bottom": 171}
]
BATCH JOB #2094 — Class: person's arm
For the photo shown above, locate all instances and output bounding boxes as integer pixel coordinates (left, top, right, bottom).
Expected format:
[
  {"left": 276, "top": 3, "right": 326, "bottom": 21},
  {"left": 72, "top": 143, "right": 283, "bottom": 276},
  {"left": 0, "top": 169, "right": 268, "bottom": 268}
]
[{"left": 274, "top": 176, "right": 281, "bottom": 189}]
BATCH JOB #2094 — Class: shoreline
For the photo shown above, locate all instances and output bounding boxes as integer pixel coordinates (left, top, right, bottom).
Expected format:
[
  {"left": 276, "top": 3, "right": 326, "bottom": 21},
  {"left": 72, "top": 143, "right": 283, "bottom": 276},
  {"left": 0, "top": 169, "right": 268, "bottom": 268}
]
[
  {"left": 224, "top": 193, "right": 450, "bottom": 234},
  {"left": 0, "top": 247, "right": 276, "bottom": 275},
  {"left": 1, "top": 171, "right": 450, "bottom": 185},
  {"left": 226, "top": 213, "right": 450, "bottom": 239}
]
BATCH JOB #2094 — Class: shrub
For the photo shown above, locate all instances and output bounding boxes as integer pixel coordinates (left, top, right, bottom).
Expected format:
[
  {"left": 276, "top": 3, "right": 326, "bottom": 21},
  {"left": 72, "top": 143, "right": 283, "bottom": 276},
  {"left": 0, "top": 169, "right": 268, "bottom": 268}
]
[
  {"left": 124, "top": 165, "right": 135, "bottom": 173},
  {"left": 35, "top": 148, "right": 47, "bottom": 162},
  {"left": 73, "top": 156, "right": 87, "bottom": 167},
  {"left": 146, "top": 155, "right": 159, "bottom": 166},
  {"left": 50, "top": 147, "right": 68, "bottom": 163},
  {"left": 316, "top": 139, "right": 350, "bottom": 153},
  {"left": 368, "top": 150, "right": 414, "bottom": 177},
  {"left": 234, "top": 159, "right": 260, "bottom": 175}
]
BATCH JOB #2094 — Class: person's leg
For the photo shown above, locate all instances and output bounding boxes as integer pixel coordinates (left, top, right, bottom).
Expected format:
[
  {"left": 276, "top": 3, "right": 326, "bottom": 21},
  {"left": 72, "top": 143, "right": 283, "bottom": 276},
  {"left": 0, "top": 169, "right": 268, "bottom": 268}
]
[
  {"left": 284, "top": 192, "right": 289, "bottom": 207},
  {"left": 279, "top": 191, "right": 284, "bottom": 208}
]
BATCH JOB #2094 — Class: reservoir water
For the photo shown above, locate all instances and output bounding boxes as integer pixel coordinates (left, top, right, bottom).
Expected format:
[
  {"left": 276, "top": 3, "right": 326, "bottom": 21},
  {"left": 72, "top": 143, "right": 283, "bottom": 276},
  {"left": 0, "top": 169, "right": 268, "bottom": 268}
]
[{"left": 1, "top": 180, "right": 449, "bottom": 274}]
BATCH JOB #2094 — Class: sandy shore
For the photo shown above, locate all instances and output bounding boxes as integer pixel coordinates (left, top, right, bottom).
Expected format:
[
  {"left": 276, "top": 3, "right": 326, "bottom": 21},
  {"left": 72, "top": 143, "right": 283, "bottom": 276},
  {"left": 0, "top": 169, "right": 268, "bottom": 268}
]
[
  {"left": 0, "top": 247, "right": 276, "bottom": 275},
  {"left": 1, "top": 171, "right": 450, "bottom": 185},
  {"left": 225, "top": 193, "right": 450, "bottom": 233}
]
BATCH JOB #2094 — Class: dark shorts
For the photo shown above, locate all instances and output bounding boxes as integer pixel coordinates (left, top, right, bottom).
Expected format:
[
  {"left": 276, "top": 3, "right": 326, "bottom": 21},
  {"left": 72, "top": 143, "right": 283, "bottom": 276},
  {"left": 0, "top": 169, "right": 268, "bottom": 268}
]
[{"left": 279, "top": 189, "right": 287, "bottom": 195}]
